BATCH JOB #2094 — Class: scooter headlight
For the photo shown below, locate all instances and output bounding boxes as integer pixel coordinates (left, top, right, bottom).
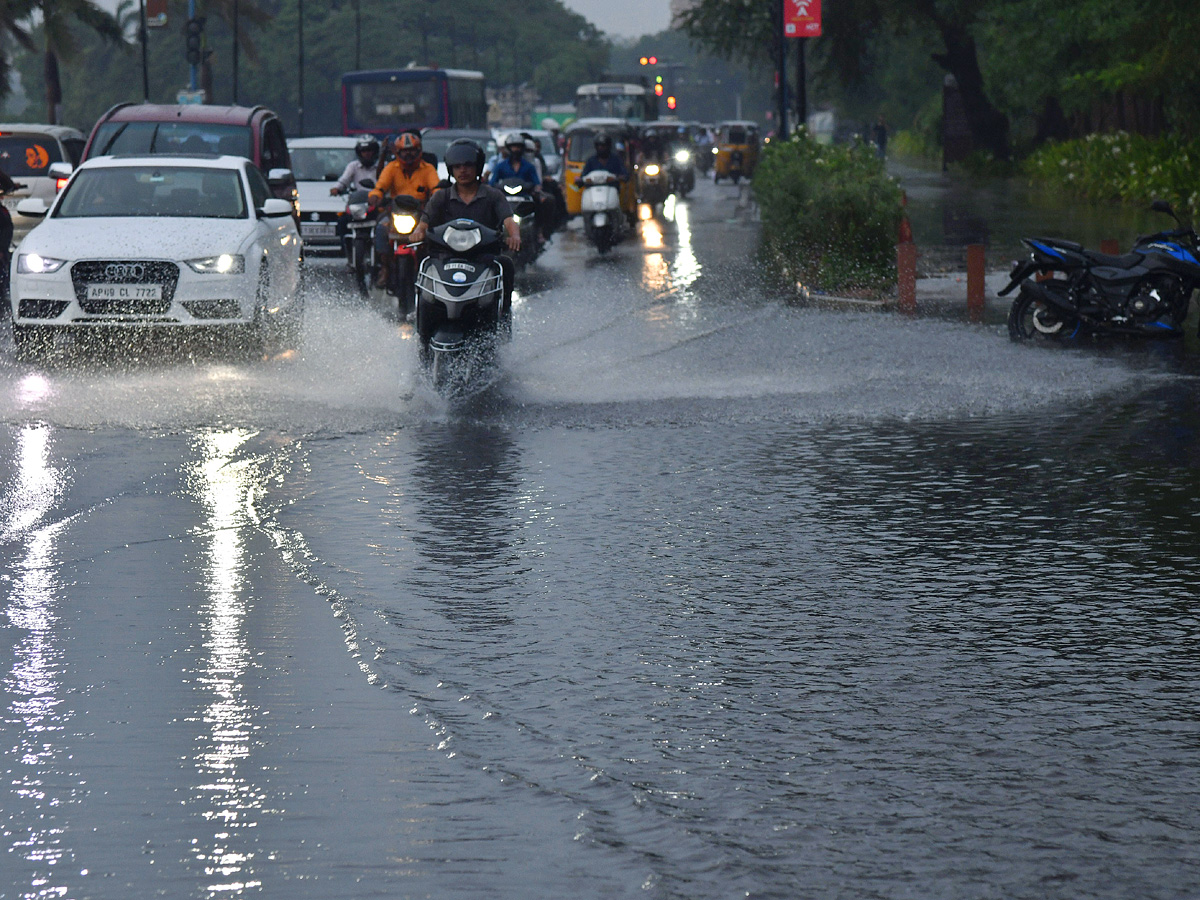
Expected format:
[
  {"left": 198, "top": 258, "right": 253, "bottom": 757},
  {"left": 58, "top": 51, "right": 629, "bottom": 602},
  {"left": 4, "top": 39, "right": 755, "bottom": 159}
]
[
  {"left": 348, "top": 202, "right": 368, "bottom": 220},
  {"left": 503, "top": 184, "right": 523, "bottom": 195},
  {"left": 644, "top": 164, "right": 661, "bottom": 176},
  {"left": 391, "top": 212, "right": 417, "bottom": 234},
  {"left": 443, "top": 226, "right": 482, "bottom": 252},
  {"left": 674, "top": 149, "right": 691, "bottom": 164}
]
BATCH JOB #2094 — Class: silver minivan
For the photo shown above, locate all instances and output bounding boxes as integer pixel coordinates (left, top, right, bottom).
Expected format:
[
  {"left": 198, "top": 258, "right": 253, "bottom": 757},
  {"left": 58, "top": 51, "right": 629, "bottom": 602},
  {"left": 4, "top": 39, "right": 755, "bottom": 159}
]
[{"left": 0, "top": 123, "right": 87, "bottom": 244}]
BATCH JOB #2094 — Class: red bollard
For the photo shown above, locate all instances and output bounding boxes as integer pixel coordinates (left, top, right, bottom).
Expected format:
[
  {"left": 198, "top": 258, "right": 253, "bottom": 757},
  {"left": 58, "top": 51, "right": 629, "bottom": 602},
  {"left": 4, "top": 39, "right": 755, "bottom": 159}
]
[
  {"left": 967, "top": 243, "right": 985, "bottom": 322},
  {"left": 1100, "top": 238, "right": 1120, "bottom": 255},
  {"left": 897, "top": 241, "right": 917, "bottom": 314}
]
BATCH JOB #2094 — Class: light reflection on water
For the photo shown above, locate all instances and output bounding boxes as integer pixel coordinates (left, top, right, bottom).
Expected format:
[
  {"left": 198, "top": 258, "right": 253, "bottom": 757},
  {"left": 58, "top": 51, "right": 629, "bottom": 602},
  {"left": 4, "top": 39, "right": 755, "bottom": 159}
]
[
  {"left": 186, "top": 429, "right": 265, "bottom": 896},
  {"left": 1, "top": 426, "right": 75, "bottom": 900}
]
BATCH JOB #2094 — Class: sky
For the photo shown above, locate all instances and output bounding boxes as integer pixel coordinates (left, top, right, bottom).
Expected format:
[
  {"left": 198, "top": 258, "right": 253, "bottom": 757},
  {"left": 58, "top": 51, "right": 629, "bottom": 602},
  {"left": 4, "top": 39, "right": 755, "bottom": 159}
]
[{"left": 560, "top": 0, "right": 673, "bottom": 40}]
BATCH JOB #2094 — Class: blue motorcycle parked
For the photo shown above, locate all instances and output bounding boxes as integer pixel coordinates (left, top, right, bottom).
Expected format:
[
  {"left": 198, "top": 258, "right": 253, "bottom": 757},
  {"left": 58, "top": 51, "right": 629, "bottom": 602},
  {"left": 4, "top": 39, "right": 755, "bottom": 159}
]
[{"left": 1002, "top": 200, "right": 1200, "bottom": 341}]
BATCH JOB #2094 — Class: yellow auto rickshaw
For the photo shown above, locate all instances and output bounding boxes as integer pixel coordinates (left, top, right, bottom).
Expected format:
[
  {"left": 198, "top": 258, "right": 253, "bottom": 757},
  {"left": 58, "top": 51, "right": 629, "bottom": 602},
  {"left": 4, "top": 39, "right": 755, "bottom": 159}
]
[
  {"left": 713, "top": 120, "right": 760, "bottom": 184},
  {"left": 563, "top": 118, "right": 638, "bottom": 222}
]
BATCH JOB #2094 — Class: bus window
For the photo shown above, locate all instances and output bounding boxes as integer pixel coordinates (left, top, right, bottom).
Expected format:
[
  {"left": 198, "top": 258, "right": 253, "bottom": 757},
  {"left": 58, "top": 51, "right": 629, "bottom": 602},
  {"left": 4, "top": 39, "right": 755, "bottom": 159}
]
[{"left": 348, "top": 80, "right": 440, "bottom": 132}]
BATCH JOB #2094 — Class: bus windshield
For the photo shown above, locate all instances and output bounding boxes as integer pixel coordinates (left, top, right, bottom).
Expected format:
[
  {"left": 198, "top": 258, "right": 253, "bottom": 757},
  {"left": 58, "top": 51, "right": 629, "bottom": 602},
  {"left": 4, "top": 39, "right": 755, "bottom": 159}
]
[
  {"left": 346, "top": 80, "right": 441, "bottom": 133},
  {"left": 576, "top": 87, "right": 648, "bottom": 122}
]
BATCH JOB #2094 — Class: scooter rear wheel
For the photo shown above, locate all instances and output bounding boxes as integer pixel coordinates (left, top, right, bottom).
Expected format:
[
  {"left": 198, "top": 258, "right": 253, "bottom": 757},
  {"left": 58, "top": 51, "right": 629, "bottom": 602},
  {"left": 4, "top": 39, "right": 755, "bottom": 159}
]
[{"left": 1008, "top": 289, "right": 1076, "bottom": 342}]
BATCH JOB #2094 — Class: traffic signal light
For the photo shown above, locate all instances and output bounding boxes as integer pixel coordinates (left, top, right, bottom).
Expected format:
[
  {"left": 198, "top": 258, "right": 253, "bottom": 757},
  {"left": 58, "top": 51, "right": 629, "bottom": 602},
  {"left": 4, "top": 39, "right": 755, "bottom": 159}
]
[
  {"left": 185, "top": 17, "right": 203, "bottom": 65},
  {"left": 654, "top": 84, "right": 663, "bottom": 96},
  {"left": 639, "top": 56, "right": 648, "bottom": 65},
  {"left": 667, "top": 96, "right": 677, "bottom": 110},
  {"left": 649, "top": 56, "right": 658, "bottom": 65}
]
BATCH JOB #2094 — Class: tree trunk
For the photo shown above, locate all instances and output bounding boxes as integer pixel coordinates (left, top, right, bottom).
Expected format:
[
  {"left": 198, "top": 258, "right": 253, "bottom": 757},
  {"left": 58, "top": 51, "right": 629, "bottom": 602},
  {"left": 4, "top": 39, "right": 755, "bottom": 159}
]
[
  {"left": 931, "top": 24, "right": 1009, "bottom": 160},
  {"left": 44, "top": 50, "right": 62, "bottom": 125}
]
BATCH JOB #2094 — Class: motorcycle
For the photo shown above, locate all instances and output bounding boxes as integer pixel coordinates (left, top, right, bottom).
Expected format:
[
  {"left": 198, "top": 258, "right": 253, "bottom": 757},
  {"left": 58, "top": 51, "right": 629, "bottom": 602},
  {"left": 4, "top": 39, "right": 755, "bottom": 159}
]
[
  {"left": 1001, "top": 200, "right": 1200, "bottom": 342},
  {"left": 667, "top": 145, "right": 696, "bottom": 198},
  {"left": 578, "top": 169, "right": 628, "bottom": 254},
  {"left": 341, "top": 182, "right": 378, "bottom": 298},
  {"left": 636, "top": 159, "right": 670, "bottom": 210},
  {"left": 383, "top": 193, "right": 422, "bottom": 318},
  {"left": 497, "top": 177, "right": 541, "bottom": 271},
  {"left": 414, "top": 217, "right": 511, "bottom": 394}
]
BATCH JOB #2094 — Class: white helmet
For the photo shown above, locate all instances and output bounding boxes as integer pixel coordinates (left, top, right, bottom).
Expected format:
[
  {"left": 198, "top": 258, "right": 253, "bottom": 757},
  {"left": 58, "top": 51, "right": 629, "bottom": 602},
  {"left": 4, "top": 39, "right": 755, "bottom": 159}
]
[
  {"left": 504, "top": 132, "right": 525, "bottom": 150},
  {"left": 541, "top": 117, "right": 559, "bottom": 131}
]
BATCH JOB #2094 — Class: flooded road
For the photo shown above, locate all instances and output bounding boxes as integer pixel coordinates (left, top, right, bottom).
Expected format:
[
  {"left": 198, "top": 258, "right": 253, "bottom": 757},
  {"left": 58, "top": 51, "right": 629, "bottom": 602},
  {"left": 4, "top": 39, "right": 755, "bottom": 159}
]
[{"left": 2, "top": 176, "right": 1200, "bottom": 899}]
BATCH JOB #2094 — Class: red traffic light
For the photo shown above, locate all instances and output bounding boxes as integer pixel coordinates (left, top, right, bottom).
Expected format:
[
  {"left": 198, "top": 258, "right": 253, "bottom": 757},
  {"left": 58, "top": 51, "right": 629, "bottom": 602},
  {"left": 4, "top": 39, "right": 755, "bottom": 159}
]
[
  {"left": 666, "top": 96, "right": 677, "bottom": 110},
  {"left": 648, "top": 56, "right": 658, "bottom": 65},
  {"left": 654, "top": 84, "right": 663, "bottom": 96}
]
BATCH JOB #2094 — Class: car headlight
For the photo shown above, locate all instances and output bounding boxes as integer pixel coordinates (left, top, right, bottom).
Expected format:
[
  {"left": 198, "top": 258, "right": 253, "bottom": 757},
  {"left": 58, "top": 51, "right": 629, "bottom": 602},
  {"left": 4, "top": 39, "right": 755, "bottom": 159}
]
[
  {"left": 17, "top": 253, "right": 67, "bottom": 274},
  {"left": 674, "top": 149, "right": 691, "bottom": 164},
  {"left": 186, "top": 254, "right": 245, "bottom": 274},
  {"left": 391, "top": 213, "right": 417, "bottom": 234},
  {"left": 644, "top": 164, "right": 660, "bottom": 176}
]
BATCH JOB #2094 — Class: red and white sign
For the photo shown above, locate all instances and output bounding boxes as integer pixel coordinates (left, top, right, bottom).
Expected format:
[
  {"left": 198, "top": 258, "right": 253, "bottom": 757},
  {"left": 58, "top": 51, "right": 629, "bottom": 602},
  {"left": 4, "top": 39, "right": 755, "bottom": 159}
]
[{"left": 784, "top": 0, "right": 821, "bottom": 38}]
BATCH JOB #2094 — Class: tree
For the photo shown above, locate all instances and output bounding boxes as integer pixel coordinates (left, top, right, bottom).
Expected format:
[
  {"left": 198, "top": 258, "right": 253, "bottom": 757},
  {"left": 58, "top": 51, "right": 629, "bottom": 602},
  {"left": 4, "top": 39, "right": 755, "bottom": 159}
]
[
  {"left": 39, "top": 0, "right": 127, "bottom": 123},
  {"left": 680, "top": 0, "right": 1012, "bottom": 159}
]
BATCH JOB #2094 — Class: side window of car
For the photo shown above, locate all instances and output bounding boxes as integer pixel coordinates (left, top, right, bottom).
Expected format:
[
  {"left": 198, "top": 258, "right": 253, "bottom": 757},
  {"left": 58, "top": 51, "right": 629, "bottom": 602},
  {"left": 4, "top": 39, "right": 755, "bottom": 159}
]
[
  {"left": 245, "top": 164, "right": 271, "bottom": 210},
  {"left": 63, "top": 138, "right": 85, "bottom": 165}
]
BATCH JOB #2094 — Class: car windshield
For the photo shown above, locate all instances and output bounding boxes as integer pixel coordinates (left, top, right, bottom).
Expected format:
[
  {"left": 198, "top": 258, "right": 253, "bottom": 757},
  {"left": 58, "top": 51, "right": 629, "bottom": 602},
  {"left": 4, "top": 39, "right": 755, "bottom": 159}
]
[
  {"left": 289, "top": 146, "right": 355, "bottom": 181},
  {"left": 55, "top": 166, "right": 248, "bottom": 219},
  {"left": 90, "top": 121, "right": 252, "bottom": 158},
  {"left": 0, "top": 135, "right": 64, "bottom": 177}
]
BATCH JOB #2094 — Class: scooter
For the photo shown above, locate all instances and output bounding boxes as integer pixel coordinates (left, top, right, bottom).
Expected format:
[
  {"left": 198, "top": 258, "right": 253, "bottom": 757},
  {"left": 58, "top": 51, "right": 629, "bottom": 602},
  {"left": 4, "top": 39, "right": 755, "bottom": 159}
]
[
  {"left": 497, "top": 177, "right": 541, "bottom": 271},
  {"left": 578, "top": 170, "right": 628, "bottom": 254},
  {"left": 414, "top": 217, "right": 511, "bottom": 394}
]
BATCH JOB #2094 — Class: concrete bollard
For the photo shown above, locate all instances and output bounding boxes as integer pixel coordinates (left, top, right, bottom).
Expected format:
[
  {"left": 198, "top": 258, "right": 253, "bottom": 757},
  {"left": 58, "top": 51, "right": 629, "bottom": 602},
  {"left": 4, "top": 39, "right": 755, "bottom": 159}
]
[
  {"left": 897, "top": 241, "right": 917, "bottom": 314},
  {"left": 967, "top": 244, "right": 985, "bottom": 322}
]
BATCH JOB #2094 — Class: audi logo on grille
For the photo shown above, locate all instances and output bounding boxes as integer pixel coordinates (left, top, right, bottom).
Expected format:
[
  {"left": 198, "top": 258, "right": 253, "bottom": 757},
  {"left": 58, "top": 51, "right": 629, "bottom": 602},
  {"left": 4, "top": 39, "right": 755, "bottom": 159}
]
[{"left": 104, "top": 263, "right": 146, "bottom": 280}]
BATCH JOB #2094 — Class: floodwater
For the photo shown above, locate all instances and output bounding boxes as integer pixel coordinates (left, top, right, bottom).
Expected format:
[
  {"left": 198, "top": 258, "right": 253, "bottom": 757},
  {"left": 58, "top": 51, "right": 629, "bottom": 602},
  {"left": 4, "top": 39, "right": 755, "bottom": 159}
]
[{"left": 2, "top": 176, "right": 1199, "bottom": 900}]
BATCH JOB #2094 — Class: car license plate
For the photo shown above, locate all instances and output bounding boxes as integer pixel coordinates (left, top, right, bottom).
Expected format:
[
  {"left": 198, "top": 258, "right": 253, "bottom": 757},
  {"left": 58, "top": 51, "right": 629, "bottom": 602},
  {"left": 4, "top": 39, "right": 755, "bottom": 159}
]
[
  {"left": 86, "top": 283, "right": 163, "bottom": 301},
  {"left": 302, "top": 223, "right": 336, "bottom": 238}
]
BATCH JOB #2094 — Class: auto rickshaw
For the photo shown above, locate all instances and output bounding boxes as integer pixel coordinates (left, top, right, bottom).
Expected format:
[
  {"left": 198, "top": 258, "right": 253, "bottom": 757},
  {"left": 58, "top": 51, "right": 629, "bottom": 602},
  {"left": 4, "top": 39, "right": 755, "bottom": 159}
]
[
  {"left": 563, "top": 118, "right": 638, "bottom": 223},
  {"left": 713, "top": 120, "right": 760, "bottom": 184}
]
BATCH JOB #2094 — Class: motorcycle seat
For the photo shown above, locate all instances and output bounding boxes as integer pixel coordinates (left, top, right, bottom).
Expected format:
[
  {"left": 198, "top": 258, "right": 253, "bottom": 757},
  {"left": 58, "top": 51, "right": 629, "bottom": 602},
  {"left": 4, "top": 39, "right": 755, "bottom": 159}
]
[{"left": 1084, "top": 250, "right": 1144, "bottom": 268}]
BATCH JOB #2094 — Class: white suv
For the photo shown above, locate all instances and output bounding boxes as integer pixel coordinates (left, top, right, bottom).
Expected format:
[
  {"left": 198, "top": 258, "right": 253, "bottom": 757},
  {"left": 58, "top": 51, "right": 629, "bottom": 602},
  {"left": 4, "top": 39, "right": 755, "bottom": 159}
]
[{"left": 0, "top": 123, "right": 86, "bottom": 243}]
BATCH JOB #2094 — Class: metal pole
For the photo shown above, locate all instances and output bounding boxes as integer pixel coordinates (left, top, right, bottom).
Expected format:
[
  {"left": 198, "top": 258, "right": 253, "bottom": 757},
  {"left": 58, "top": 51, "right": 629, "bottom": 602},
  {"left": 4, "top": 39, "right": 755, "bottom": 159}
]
[
  {"left": 354, "top": 0, "right": 361, "bottom": 69},
  {"left": 188, "top": 0, "right": 197, "bottom": 91},
  {"left": 297, "top": 0, "right": 304, "bottom": 135},
  {"left": 777, "top": 0, "right": 788, "bottom": 139},
  {"left": 139, "top": 0, "right": 149, "bottom": 101},
  {"left": 232, "top": 0, "right": 239, "bottom": 104},
  {"left": 796, "top": 37, "right": 806, "bottom": 132}
]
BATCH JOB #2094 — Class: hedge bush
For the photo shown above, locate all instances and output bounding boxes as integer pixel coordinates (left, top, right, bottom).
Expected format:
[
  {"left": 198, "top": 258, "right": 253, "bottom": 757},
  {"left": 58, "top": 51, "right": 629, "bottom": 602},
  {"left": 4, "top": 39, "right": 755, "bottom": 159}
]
[
  {"left": 1023, "top": 132, "right": 1200, "bottom": 221},
  {"left": 752, "top": 133, "right": 904, "bottom": 295}
]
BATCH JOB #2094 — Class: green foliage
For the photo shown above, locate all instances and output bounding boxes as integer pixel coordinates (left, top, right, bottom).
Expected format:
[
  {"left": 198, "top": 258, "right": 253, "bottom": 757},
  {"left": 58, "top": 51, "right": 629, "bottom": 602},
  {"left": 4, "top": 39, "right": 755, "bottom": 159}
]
[
  {"left": 752, "top": 133, "right": 903, "bottom": 294},
  {"left": 7, "top": 0, "right": 609, "bottom": 134},
  {"left": 1023, "top": 132, "right": 1200, "bottom": 221}
]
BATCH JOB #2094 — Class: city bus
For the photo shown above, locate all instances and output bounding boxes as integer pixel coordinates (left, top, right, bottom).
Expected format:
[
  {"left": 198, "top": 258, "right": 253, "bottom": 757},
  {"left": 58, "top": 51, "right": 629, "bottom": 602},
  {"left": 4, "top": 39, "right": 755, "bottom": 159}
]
[
  {"left": 341, "top": 68, "right": 487, "bottom": 138},
  {"left": 574, "top": 83, "right": 656, "bottom": 123}
]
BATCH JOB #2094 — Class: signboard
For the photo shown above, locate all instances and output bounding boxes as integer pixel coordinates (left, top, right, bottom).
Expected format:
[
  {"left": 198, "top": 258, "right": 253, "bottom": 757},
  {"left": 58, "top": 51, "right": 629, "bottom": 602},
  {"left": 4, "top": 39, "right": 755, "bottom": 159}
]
[
  {"left": 146, "top": 0, "right": 168, "bottom": 27},
  {"left": 784, "top": 0, "right": 821, "bottom": 37}
]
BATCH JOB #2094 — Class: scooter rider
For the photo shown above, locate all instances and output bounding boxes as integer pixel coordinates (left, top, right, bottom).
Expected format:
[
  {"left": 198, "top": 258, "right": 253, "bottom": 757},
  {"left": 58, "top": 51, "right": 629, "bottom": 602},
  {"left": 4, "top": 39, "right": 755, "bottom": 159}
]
[
  {"left": 369, "top": 131, "right": 440, "bottom": 288},
  {"left": 410, "top": 140, "right": 519, "bottom": 346},
  {"left": 578, "top": 133, "right": 628, "bottom": 182},
  {"left": 330, "top": 136, "right": 380, "bottom": 195},
  {"left": 490, "top": 132, "right": 554, "bottom": 243}
]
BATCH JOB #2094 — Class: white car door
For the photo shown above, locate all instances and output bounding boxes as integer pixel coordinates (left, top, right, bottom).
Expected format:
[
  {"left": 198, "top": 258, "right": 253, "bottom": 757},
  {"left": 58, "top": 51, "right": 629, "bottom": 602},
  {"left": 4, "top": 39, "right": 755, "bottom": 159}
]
[{"left": 245, "top": 164, "right": 299, "bottom": 301}]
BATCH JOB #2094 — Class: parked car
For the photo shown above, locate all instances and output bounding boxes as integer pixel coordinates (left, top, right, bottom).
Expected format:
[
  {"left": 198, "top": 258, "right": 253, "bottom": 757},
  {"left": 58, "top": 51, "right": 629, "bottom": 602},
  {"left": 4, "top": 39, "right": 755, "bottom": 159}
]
[
  {"left": 82, "top": 103, "right": 298, "bottom": 217},
  {"left": 9, "top": 154, "right": 303, "bottom": 360},
  {"left": 0, "top": 123, "right": 87, "bottom": 243},
  {"left": 287, "top": 135, "right": 359, "bottom": 252}
]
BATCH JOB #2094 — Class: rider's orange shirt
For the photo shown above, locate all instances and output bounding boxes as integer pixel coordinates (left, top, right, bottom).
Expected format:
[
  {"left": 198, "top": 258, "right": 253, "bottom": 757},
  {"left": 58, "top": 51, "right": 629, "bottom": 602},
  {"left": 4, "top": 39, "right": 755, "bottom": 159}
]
[{"left": 369, "top": 160, "right": 440, "bottom": 207}]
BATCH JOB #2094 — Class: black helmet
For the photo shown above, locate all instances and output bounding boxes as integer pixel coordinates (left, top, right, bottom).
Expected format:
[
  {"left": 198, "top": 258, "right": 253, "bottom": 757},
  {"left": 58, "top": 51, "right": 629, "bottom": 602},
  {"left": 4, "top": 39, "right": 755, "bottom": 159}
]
[
  {"left": 356, "top": 136, "right": 380, "bottom": 162},
  {"left": 594, "top": 133, "right": 612, "bottom": 154},
  {"left": 444, "top": 139, "right": 485, "bottom": 175}
]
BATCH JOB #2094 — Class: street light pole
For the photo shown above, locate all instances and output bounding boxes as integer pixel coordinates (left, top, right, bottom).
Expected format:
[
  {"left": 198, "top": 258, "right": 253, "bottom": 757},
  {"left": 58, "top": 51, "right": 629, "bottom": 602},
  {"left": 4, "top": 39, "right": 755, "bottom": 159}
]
[
  {"left": 297, "top": 0, "right": 304, "bottom": 135},
  {"left": 232, "top": 0, "right": 239, "bottom": 104},
  {"left": 777, "top": 0, "right": 788, "bottom": 139},
  {"left": 139, "top": 0, "right": 149, "bottom": 101}
]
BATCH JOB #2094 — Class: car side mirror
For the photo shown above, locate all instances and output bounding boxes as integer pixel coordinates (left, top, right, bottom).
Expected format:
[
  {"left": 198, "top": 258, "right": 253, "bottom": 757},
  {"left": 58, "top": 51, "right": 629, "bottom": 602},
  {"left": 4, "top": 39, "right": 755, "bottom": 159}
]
[
  {"left": 16, "top": 198, "right": 49, "bottom": 218},
  {"left": 258, "top": 198, "right": 293, "bottom": 218},
  {"left": 48, "top": 162, "right": 72, "bottom": 180},
  {"left": 266, "top": 168, "right": 294, "bottom": 186}
]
